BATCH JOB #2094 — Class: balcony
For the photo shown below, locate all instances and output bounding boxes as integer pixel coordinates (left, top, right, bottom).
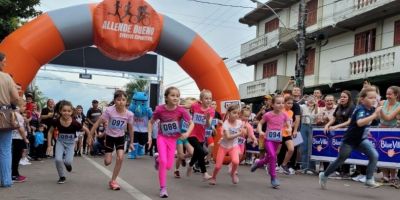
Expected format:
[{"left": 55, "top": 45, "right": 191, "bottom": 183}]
[
  {"left": 239, "top": 75, "right": 290, "bottom": 100},
  {"left": 239, "top": 28, "right": 296, "bottom": 66},
  {"left": 331, "top": 46, "right": 400, "bottom": 83}
]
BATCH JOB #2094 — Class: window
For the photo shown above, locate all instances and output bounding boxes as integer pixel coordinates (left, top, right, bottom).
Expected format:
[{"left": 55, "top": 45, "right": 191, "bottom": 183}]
[
  {"left": 306, "top": 0, "right": 318, "bottom": 26},
  {"left": 265, "top": 18, "right": 279, "bottom": 33},
  {"left": 354, "top": 29, "right": 376, "bottom": 55},
  {"left": 395, "top": 20, "right": 400, "bottom": 46},
  {"left": 263, "top": 60, "right": 277, "bottom": 78},
  {"left": 305, "top": 48, "right": 315, "bottom": 75}
]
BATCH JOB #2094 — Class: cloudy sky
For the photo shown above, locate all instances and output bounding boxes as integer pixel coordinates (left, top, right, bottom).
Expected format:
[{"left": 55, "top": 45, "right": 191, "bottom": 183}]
[{"left": 36, "top": 0, "right": 256, "bottom": 112}]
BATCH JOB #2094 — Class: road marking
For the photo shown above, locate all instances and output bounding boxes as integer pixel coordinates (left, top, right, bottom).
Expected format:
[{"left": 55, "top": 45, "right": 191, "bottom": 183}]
[{"left": 84, "top": 156, "right": 152, "bottom": 200}]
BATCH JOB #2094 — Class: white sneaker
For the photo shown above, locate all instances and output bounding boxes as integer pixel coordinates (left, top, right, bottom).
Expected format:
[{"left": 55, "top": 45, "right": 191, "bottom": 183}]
[
  {"left": 365, "top": 179, "right": 381, "bottom": 188},
  {"left": 277, "top": 166, "right": 283, "bottom": 173},
  {"left": 359, "top": 175, "right": 367, "bottom": 183},
  {"left": 289, "top": 168, "right": 295, "bottom": 175},
  {"left": 352, "top": 175, "right": 363, "bottom": 182},
  {"left": 23, "top": 157, "right": 31, "bottom": 165}
]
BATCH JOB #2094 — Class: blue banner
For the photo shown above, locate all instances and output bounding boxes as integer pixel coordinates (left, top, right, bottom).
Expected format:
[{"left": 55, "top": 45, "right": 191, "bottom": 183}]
[{"left": 311, "top": 128, "right": 400, "bottom": 168}]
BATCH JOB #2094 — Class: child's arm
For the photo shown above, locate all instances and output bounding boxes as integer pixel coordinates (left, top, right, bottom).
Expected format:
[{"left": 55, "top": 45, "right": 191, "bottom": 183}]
[
  {"left": 89, "top": 118, "right": 103, "bottom": 139},
  {"left": 127, "top": 123, "right": 134, "bottom": 150},
  {"left": 257, "top": 118, "right": 266, "bottom": 136},
  {"left": 324, "top": 116, "right": 336, "bottom": 133},
  {"left": 46, "top": 126, "right": 54, "bottom": 154},
  {"left": 357, "top": 107, "right": 382, "bottom": 127},
  {"left": 17, "top": 127, "right": 29, "bottom": 144},
  {"left": 181, "top": 120, "right": 194, "bottom": 140},
  {"left": 147, "top": 118, "right": 154, "bottom": 148},
  {"left": 223, "top": 129, "right": 241, "bottom": 140},
  {"left": 330, "top": 118, "right": 351, "bottom": 130}
]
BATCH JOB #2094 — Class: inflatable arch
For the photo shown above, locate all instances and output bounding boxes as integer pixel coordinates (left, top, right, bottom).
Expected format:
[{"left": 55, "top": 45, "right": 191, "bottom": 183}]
[{"left": 0, "top": 0, "right": 240, "bottom": 163}]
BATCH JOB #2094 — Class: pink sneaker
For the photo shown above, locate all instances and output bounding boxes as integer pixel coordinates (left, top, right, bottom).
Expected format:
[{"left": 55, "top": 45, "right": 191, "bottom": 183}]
[
  {"left": 13, "top": 175, "right": 26, "bottom": 183},
  {"left": 231, "top": 174, "right": 239, "bottom": 184},
  {"left": 209, "top": 178, "right": 216, "bottom": 185},
  {"left": 109, "top": 180, "right": 120, "bottom": 190}
]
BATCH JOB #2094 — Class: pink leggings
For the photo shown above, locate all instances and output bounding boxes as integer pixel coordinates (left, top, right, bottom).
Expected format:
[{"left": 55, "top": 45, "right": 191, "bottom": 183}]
[
  {"left": 212, "top": 145, "right": 240, "bottom": 179},
  {"left": 157, "top": 135, "right": 177, "bottom": 188},
  {"left": 257, "top": 140, "right": 280, "bottom": 179}
]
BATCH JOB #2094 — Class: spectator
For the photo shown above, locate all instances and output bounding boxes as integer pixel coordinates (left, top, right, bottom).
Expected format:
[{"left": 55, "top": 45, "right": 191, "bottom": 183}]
[
  {"left": 40, "top": 99, "right": 55, "bottom": 158},
  {"left": 0, "top": 52, "right": 20, "bottom": 188},
  {"left": 314, "top": 89, "right": 325, "bottom": 108},
  {"left": 86, "top": 99, "right": 102, "bottom": 154}
]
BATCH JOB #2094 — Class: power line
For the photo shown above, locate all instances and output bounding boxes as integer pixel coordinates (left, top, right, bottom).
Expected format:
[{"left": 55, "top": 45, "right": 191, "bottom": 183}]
[{"left": 186, "top": 0, "right": 258, "bottom": 9}]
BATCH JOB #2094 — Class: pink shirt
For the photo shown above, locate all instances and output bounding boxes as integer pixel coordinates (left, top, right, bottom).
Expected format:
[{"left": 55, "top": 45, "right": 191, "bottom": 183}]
[
  {"left": 262, "top": 111, "right": 289, "bottom": 131},
  {"left": 189, "top": 102, "right": 215, "bottom": 142},
  {"left": 101, "top": 106, "right": 134, "bottom": 137},
  {"left": 152, "top": 105, "right": 191, "bottom": 138}
]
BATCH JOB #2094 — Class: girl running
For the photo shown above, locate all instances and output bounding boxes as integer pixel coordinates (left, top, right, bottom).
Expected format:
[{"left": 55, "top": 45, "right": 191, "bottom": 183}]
[
  {"left": 186, "top": 90, "right": 214, "bottom": 180},
  {"left": 147, "top": 86, "right": 194, "bottom": 198},
  {"left": 90, "top": 90, "right": 134, "bottom": 190},
  {"left": 319, "top": 87, "right": 381, "bottom": 189},
  {"left": 209, "top": 104, "right": 244, "bottom": 185},
  {"left": 251, "top": 95, "right": 291, "bottom": 188},
  {"left": 174, "top": 97, "right": 195, "bottom": 178},
  {"left": 278, "top": 95, "right": 295, "bottom": 175},
  {"left": 47, "top": 101, "right": 90, "bottom": 184}
]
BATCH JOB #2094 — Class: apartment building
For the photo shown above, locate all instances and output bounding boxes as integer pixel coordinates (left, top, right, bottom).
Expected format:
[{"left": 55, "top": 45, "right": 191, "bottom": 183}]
[{"left": 238, "top": 0, "right": 400, "bottom": 104}]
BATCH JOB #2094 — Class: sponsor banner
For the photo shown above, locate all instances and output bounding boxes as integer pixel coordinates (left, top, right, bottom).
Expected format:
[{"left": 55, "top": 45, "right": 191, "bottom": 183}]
[
  {"left": 311, "top": 128, "right": 400, "bottom": 168},
  {"left": 220, "top": 100, "right": 240, "bottom": 114}
]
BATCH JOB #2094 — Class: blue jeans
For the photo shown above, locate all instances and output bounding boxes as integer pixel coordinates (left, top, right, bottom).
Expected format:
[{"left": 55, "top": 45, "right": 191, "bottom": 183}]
[
  {"left": 55, "top": 140, "right": 75, "bottom": 178},
  {"left": 324, "top": 139, "right": 378, "bottom": 180},
  {"left": 0, "top": 130, "right": 12, "bottom": 187},
  {"left": 300, "top": 124, "right": 315, "bottom": 170}
]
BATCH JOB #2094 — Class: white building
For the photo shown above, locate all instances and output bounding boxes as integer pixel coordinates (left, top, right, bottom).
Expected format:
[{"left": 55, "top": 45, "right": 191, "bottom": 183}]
[{"left": 238, "top": 0, "right": 400, "bottom": 104}]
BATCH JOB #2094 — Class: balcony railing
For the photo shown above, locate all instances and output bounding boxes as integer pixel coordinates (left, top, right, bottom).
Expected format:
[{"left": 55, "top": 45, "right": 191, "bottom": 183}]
[
  {"left": 240, "top": 28, "right": 295, "bottom": 60},
  {"left": 239, "top": 75, "right": 290, "bottom": 99},
  {"left": 331, "top": 46, "right": 400, "bottom": 82},
  {"left": 354, "top": 0, "right": 379, "bottom": 9}
]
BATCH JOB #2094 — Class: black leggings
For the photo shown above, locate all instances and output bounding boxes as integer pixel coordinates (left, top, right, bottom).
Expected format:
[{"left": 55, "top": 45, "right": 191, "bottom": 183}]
[
  {"left": 12, "top": 139, "right": 25, "bottom": 177},
  {"left": 188, "top": 137, "right": 207, "bottom": 173}
]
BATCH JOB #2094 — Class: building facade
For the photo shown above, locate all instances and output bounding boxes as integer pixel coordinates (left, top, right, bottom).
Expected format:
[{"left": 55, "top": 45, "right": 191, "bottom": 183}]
[{"left": 238, "top": 0, "right": 400, "bottom": 104}]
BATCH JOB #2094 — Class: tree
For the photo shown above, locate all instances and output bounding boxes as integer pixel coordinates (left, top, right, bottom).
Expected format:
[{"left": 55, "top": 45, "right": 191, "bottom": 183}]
[
  {"left": 125, "top": 79, "right": 148, "bottom": 103},
  {"left": 0, "top": 0, "right": 42, "bottom": 41},
  {"left": 30, "top": 85, "right": 47, "bottom": 110}
]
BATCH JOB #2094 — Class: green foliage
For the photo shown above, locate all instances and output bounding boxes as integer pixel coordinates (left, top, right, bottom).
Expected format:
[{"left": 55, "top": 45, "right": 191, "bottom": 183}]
[
  {"left": 0, "top": 0, "right": 42, "bottom": 41},
  {"left": 30, "top": 85, "right": 47, "bottom": 110},
  {"left": 125, "top": 79, "right": 148, "bottom": 103}
]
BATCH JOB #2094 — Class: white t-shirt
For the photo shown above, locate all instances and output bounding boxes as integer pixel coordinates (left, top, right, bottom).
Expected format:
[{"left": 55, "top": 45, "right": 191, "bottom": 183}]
[
  {"left": 220, "top": 120, "right": 242, "bottom": 149},
  {"left": 12, "top": 112, "right": 26, "bottom": 140}
]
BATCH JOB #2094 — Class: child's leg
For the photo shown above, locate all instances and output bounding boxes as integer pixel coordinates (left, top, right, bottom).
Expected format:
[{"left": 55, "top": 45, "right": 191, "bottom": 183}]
[
  {"left": 212, "top": 146, "right": 227, "bottom": 179},
  {"left": 166, "top": 138, "right": 176, "bottom": 171},
  {"left": 157, "top": 136, "right": 168, "bottom": 188},
  {"left": 111, "top": 149, "right": 125, "bottom": 181},
  {"left": 282, "top": 139, "right": 294, "bottom": 166},
  {"left": 356, "top": 140, "right": 378, "bottom": 180},
  {"left": 324, "top": 143, "right": 353, "bottom": 177},
  {"left": 64, "top": 142, "right": 75, "bottom": 167},
  {"left": 265, "top": 141, "right": 279, "bottom": 179},
  {"left": 175, "top": 143, "right": 184, "bottom": 170},
  {"left": 11, "top": 139, "right": 24, "bottom": 177},
  {"left": 229, "top": 146, "right": 240, "bottom": 176},
  {"left": 55, "top": 140, "right": 66, "bottom": 178}
]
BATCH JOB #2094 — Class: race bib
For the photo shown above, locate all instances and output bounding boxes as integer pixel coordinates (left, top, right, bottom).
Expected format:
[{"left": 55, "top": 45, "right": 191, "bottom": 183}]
[
  {"left": 180, "top": 119, "right": 189, "bottom": 133},
  {"left": 109, "top": 118, "right": 126, "bottom": 130},
  {"left": 205, "top": 128, "right": 213, "bottom": 137},
  {"left": 237, "top": 136, "right": 246, "bottom": 145},
  {"left": 211, "top": 118, "right": 218, "bottom": 127},
  {"left": 193, "top": 113, "right": 206, "bottom": 125},
  {"left": 58, "top": 133, "right": 75, "bottom": 143},
  {"left": 267, "top": 130, "right": 282, "bottom": 142},
  {"left": 11, "top": 130, "right": 20, "bottom": 139},
  {"left": 160, "top": 121, "right": 180, "bottom": 136},
  {"left": 229, "top": 127, "right": 239, "bottom": 135}
]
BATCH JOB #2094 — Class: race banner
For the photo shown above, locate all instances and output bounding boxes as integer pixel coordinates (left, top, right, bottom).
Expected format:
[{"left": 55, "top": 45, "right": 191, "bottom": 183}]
[{"left": 311, "top": 128, "right": 400, "bottom": 168}]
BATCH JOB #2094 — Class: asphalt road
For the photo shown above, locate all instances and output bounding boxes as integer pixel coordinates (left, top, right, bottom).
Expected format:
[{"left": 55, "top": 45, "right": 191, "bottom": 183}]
[{"left": 1, "top": 155, "right": 398, "bottom": 200}]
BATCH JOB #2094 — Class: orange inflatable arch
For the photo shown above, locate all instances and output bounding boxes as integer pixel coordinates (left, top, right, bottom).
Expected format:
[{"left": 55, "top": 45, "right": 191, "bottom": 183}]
[{"left": 0, "top": 0, "right": 240, "bottom": 163}]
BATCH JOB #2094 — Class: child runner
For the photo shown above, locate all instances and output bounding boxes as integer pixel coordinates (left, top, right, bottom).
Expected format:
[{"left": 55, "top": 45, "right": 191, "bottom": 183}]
[
  {"left": 174, "top": 98, "right": 195, "bottom": 178},
  {"left": 11, "top": 98, "right": 29, "bottom": 183},
  {"left": 90, "top": 90, "right": 134, "bottom": 190},
  {"left": 74, "top": 105, "right": 86, "bottom": 156},
  {"left": 186, "top": 89, "right": 214, "bottom": 181},
  {"left": 319, "top": 87, "right": 381, "bottom": 189},
  {"left": 147, "top": 86, "right": 194, "bottom": 198},
  {"left": 47, "top": 101, "right": 90, "bottom": 184},
  {"left": 209, "top": 104, "right": 244, "bottom": 185},
  {"left": 251, "top": 95, "right": 291, "bottom": 188},
  {"left": 278, "top": 95, "right": 295, "bottom": 175}
]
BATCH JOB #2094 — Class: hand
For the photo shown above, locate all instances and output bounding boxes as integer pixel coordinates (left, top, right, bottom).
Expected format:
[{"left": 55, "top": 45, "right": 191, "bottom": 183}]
[
  {"left": 147, "top": 138, "right": 152, "bottom": 150},
  {"left": 259, "top": 131, "right": 265, "bottom": 137},
  {"left": 375, "top": 106, "right": 382, "bottom": 116},
  {"left": 205, "top": 113, "right": 211, "bottom": 121},
  {"left": 180, "top": 132, "right": 189, "bottom": 140},
  {"left": 329, "top": 126, "right": 337, "bottom": 131},
  {"left": 324, "top": 125, "right": 330, "bottom": 134},
  {"left": 252, "top": 139, "right": 258, "bottom": 147},
  {"left": 24, "top": 138, "right": 29, "bottom": 144},
  {"left": 129, "top": 143, "right": 135, "bottom": 151},
  {"left": 292, "top": 131, "right": 298, "bottom": 137},
  {"left": 46, "top": 146, "right": 53, "bottom": 156}
]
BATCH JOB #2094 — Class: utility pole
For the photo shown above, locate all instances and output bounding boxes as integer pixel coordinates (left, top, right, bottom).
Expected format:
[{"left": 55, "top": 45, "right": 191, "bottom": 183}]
[{"left": 296, "top": 0, "right": 307, "bottom": 93}]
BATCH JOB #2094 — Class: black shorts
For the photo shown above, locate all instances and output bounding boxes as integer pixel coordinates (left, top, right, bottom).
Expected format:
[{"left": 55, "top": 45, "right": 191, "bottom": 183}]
[
  {"left": 282, "top": 136, "right": 293, "bottom": 144},
  {"left": 104, "top": 135, "right": 125, "bottom": 153},
  {"left": 134, "top": 132, "right": 148, "bottom": 146}
]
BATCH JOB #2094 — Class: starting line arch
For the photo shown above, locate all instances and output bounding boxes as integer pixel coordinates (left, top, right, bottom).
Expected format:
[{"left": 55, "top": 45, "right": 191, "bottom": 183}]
[{"left": 0, "top": 0, "right": 240, "bottom": 110}]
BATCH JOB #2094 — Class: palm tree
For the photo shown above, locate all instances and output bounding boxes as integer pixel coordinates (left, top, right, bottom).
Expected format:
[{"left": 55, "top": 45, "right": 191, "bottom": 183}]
[
  {"left": 125, "top": 79, "right": 149, "bottom": 103},
  {"left": 30, "top": 85, "right": 47, "bottom": 110}
]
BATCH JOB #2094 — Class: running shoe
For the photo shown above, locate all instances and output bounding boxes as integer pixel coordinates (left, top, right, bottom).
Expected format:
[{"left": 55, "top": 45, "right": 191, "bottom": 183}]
[
  {"left": 174, "top": 170, "right": 181, "bottom": 178},
  {"left": 250, "top": 159, "right": 260, "bottom": 172},
  {"left": 365, "top": 179, "right": 381, "bottom": 188},
  {"left": 58, "top": 177, "right": 66, "bottom": 184},
  {"left": 209, "top": 178, "right": 216, "bottom": 185},
  {"left": 202, "top": 173, "right": 212, "bottom": 182},
  {"left": 160, "top": 187, "right": 168, "bottom": 198},
  {"left": 12, "top": 175, "right": 26, "bottom": 183},
  {"left": 319, "top": 172, "right": 328, "bottom": 189},
  {"left": 64, "top": 163, "right": 72, "bottom": 172},
  {"left": 281, "top": 165, "right": 291, "bottom": 175},
  {"left": 231, "top": 174, "right": 239, "bottom": 184},
  {"left": 109, "top": 180, "right": 121, "bottom": 190},
  {"left": 271, "top": 178, "right": 280, "bottom": 188}
]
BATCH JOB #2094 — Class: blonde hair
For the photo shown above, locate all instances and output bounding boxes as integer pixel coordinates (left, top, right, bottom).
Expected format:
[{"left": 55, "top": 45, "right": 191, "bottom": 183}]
[{"left": 199, "top": 89, "right": 212, "bottom": 100}]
